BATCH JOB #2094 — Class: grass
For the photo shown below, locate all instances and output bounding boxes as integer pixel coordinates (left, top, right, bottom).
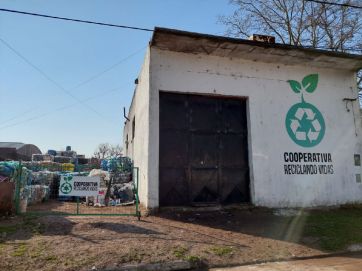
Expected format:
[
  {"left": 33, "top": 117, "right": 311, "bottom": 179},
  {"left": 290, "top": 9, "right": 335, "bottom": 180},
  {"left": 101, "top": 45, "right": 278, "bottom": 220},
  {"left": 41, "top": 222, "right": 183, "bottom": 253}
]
[
  {"left": 45, "top": 255, "right": 58, "bottom": 262},
  {"left": 29, "top": 241, "right": 46, "bottom": 259},
  {"left": 0, "top": 243, "right": 5, "bottom": 254},
  {"left": 11, "top": 243, "right": 27, "bottom": 257},
  {"left": 185, "top": 255, "right": 201, "bottom": 263},
  {"left": 173, "top": 246, "right": 188, "bottom": 259},
  {"left": 122, "top": 248, "right": 143, "bottom": 263},
  {"left": 172, "top": 246, "right": 202, "bottom": 264},
  {"left": 210, "top": 246, "right": 233, "bottom": 256},
  {"left": 0, "top": 225, "right": 18, "bottom": 234},
  {"left": 303, "top": 208, "right": 362, "bottom": 251}
]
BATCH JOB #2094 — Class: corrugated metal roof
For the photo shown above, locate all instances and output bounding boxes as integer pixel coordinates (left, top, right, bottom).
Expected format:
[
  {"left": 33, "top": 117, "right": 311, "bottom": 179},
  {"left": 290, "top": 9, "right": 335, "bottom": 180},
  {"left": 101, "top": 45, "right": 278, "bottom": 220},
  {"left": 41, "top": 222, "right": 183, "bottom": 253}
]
[
  {"left": 0, "top": 142, "right": 25, "bottom": 149},
  {"left": 150, "top": 27, "right": 362, "bottom": 71}
]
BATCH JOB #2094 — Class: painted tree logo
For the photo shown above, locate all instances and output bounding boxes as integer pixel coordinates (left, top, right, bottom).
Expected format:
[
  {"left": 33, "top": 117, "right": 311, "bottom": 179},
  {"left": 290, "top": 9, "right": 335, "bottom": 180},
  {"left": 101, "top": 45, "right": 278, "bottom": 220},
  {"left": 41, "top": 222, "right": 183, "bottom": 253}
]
[
  {"left": 285, "top": 74, "right": 325, "bottom": 147},
  {"left": 60, "top": 175, "right": 73, "bottom": 194}
]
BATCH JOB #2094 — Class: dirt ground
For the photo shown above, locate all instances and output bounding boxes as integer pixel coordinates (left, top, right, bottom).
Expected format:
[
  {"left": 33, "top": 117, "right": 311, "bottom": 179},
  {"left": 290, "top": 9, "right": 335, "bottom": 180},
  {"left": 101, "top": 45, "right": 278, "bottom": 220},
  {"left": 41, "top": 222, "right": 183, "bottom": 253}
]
[{"left": 0, "top": 207, "right": 333, "bottom": 271}]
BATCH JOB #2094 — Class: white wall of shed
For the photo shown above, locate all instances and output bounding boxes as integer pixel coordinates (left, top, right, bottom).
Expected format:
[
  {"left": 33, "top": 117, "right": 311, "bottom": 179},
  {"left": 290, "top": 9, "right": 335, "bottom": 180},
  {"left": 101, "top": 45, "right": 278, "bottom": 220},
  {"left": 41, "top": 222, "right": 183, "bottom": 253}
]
[
  {"left": 148, "top": 48, "right": 362, "bottom": 208},
  {"left": 123, "top": 48, "right": 151, "bottom": 208}
]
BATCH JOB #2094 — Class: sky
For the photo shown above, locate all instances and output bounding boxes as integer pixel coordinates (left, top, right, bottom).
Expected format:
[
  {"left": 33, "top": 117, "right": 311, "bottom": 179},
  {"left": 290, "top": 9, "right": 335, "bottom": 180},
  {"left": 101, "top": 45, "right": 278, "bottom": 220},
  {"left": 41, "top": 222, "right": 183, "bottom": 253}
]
[{"left": 0, "top": 0, "right": 233, "bottom": 157}]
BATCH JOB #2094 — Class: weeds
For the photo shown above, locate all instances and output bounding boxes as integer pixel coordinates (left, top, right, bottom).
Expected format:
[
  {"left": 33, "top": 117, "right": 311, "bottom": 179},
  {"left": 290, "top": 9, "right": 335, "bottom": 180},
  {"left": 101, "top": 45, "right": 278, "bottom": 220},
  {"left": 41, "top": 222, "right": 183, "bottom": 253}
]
[
  {"left": 0, "top": 225, "right": 18, "bottom": 234},
  {"left": 172, "top": 246, "right": 188, "bottom": 259},
  {"left": 11, "top": 243, "right": 27, "bottom": 257},
  {"left": 210, "top": 246, "right": 233, "bottom": 256},
  {"left": 185, "top": 255, "right": 201, "bottom": 263}
]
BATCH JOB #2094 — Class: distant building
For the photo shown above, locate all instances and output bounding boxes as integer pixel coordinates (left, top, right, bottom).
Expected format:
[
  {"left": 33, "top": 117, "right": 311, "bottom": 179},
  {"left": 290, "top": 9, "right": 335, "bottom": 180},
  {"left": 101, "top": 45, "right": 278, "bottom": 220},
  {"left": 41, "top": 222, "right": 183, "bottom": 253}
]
[
  {"left": 0, "top": 142, "right": 41, "bottom": 161},
  {"left": 45, "top": 146, "right": 88, "bottom": 164}
]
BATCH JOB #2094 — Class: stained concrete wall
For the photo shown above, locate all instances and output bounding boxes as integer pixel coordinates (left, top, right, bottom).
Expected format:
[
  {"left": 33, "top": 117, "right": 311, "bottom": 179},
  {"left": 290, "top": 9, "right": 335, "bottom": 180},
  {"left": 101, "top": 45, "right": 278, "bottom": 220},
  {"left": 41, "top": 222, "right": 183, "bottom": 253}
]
[{"left": 143, "top": 48, "right": 362, "bottom": 208}]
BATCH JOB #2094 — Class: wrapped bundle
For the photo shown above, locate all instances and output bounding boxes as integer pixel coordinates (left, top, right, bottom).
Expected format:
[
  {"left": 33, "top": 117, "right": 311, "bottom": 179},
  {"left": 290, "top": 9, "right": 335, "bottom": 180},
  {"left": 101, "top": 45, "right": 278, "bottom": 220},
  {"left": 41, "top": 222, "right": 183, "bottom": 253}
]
[{"left": 61, "top": 163, "right": 74, "bottom": 172}]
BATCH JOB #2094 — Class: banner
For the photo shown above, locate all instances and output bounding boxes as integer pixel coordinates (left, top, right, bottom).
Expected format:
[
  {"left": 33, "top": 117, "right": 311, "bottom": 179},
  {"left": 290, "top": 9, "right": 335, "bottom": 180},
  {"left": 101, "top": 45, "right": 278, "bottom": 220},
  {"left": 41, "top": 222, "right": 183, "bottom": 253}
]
[{"left": 59, "top": 175, "right": 100, "bottom": 196}]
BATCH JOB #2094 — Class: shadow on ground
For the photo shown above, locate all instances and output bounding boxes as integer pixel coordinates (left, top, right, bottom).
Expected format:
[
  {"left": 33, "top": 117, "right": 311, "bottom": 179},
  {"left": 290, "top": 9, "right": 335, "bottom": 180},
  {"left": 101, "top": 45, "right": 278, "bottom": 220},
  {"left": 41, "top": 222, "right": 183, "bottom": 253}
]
[
  {"left": 0, "top": 215, "right": 76, "bottom": 242},
  {"left": 155, "top": 206, "right": 362, "bottom": 252},
  {"left": 90, "top": 222, "right": 163, "bottom": 235}
]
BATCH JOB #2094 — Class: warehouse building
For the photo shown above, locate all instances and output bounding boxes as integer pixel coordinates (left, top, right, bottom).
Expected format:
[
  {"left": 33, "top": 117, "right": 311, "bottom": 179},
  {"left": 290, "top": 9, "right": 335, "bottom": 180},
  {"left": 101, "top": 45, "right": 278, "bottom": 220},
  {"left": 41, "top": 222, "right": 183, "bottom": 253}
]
[
  {"left": 0, "top": 142, "right": 41, "bottom": 161},
  {"left": 123, "top": 27, "right": 362, "bottom": 209}
]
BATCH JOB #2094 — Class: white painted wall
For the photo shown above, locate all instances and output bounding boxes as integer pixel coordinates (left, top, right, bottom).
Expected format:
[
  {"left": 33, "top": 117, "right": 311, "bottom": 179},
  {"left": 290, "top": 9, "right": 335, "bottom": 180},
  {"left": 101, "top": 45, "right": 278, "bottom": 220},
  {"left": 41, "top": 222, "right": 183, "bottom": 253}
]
[
  {"left": 123, "top": 48, "right": 151, "bottom": 207},
  {"left": 144, "top": 48, "right": 362, "bottom": 208}
]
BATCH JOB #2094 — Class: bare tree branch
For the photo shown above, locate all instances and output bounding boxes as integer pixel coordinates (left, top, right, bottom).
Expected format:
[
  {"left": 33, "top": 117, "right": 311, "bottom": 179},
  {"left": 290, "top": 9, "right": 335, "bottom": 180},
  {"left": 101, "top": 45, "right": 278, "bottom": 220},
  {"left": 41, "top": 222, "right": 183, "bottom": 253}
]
[{"left": 218, "top": 0, "right": 362, "bottom": 101}]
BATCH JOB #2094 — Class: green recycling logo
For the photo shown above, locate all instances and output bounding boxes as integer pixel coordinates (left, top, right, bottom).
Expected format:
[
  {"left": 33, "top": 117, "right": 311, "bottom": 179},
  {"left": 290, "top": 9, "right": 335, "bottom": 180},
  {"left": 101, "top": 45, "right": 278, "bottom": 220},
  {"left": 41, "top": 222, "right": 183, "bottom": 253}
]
[
  {"left": 60, "top": 175, "right": 73, "bottom": 194},
  {"left": 285, "top": 74, "right": 325, "bottom": 147}
]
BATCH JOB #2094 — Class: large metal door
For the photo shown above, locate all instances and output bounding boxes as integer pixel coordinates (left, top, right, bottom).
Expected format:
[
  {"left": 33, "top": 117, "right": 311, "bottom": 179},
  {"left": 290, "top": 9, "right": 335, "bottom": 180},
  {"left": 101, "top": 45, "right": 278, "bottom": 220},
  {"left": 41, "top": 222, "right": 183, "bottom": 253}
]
[{"left": 159, "top": 92, "right": 249, "bottom": 206}]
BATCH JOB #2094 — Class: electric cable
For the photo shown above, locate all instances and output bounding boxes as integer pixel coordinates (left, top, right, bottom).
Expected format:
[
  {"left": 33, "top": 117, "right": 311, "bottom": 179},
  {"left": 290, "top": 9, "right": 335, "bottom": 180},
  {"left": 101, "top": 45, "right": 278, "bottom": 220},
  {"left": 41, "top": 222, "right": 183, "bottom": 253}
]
[
  {"left": 304, "top": 0, "right": 362, "bottom": 9},
  {"left": 0, "top": 86, "right": 122, "bottom": 130},
  {"left": 0, "top": 37, "right": 107, "bottom": 119},
  {"left": 0, "top": 8, "right": 154, "bottom": 31}
]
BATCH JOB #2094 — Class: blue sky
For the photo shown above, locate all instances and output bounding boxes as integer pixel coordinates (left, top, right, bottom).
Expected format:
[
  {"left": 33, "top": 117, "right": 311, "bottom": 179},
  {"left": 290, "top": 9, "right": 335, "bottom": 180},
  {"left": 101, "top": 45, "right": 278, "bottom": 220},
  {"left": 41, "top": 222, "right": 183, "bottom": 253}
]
[{"left": 0, "top": 0, "right": 232, "bottom": 156}]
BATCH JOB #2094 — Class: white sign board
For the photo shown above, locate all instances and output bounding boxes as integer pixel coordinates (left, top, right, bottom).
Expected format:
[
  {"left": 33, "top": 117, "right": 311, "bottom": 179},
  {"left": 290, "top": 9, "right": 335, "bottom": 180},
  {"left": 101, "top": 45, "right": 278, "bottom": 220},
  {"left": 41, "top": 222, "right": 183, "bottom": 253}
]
[{"left": 59, "top": 175, "right": 100, "bottom": 196}]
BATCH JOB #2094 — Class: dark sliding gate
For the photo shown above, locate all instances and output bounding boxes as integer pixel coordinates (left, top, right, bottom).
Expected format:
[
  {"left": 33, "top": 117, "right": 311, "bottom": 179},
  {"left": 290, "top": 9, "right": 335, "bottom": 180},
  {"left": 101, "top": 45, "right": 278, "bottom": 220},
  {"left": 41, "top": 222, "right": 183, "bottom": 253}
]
[{"left": 159, "top": 92, "right": 250, "bottom": 206}]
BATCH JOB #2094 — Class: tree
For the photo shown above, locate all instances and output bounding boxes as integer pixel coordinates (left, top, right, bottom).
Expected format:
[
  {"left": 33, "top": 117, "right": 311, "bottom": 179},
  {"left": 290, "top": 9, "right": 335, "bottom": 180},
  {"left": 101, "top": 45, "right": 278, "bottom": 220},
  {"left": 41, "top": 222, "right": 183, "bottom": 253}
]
[
  {"left": 93, "top": 143, "right": 122, "bottom": 159},
  {"left": 219, "top": 0, "right": 362, "bottom": 95}
]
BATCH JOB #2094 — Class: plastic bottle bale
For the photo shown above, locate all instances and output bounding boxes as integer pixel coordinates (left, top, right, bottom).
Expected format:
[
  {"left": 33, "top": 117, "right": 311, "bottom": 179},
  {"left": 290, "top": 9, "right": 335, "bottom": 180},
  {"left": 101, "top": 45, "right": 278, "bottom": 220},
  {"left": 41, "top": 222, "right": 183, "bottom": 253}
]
[
  {"left": 0, "top": 161, "right": 19, "bottom": 178},
  {"left": 62, "top": 163, "right": 74, "bottom": 172},
  {"left": 47, "top": 150, "right": 57, "bottom": 156},
  {"left": 32, "top": 154, "right": 44, "bottom": 162},
  {"left": 54, "top": 156, "right": 71, "bottom": 164},
  {"left": 101, "top": 160, "right": 108, "bottom": 171},
  {"left": 20, "top": 198, "right": 27, "bottom": 213},
  {"left": 114, "top": 182, "right": 134, "bottom": 203},
  {"left": 88, "top": 169, "right": 109, "bottom": 187}
]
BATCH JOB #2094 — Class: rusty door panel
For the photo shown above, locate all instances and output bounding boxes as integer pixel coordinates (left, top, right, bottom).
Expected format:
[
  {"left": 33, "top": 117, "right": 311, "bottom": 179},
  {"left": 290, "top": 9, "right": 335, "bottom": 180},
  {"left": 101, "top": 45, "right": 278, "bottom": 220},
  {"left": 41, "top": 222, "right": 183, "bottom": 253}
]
[
  {"left": 159, "top": 92, "right": 188, "bottom": 130},
  {"left": 159, "top": 130, "right": 188, "bottom": 168},
  {"left": 191, "top": 169, "right": 218, "bottom": 203},
  {"left": 190, "top": 134, "right": 218, "bottom": 168},
  {"left": 220, "top": 134, "right": 248, "bottom": 167},
  {"left": 159, "top": 92, "right": 250, "bottom": 206},
  {"left": 189, "top": 96, "right": 218, "bottom": 132},
  {"left": 159, "top": 168, "right": 188, "bottom": 206},
  {"left": 220, "top": 99, "right": 248, "bottom": 133},
  {"left": 220, "top": 168, "right": 250, "bottom": 203}
]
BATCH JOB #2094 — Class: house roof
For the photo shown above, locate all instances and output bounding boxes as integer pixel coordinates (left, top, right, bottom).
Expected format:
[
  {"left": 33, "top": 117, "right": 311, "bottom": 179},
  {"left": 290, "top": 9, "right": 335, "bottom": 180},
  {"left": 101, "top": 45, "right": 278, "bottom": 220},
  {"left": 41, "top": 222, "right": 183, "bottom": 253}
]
[
  {"left": 150, "top": 27, "right": 362, "bottom": 71},
  {"left": 0, "top": 142, "right": 25, "bottom": 149}
]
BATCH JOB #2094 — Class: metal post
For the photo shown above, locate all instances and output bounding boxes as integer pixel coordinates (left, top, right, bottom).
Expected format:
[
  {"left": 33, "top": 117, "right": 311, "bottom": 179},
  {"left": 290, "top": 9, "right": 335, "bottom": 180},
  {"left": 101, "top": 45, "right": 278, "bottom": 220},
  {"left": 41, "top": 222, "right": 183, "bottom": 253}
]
[
  {"left": 14, "top": 161, "right": 22, "bottom": 215},
  {"left": 76, "top": 196, "right": 80, "bottom": 215},
  {"left": 135, "top": 167, "right": 140, "bottom": 220}
]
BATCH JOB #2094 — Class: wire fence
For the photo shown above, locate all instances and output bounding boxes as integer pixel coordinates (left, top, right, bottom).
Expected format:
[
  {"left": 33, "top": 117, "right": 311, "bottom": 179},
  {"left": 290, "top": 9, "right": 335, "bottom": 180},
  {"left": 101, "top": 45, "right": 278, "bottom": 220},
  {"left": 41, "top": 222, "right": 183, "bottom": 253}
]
[{"left": 7, "top": 159, "right": 140, "bottom": 219}]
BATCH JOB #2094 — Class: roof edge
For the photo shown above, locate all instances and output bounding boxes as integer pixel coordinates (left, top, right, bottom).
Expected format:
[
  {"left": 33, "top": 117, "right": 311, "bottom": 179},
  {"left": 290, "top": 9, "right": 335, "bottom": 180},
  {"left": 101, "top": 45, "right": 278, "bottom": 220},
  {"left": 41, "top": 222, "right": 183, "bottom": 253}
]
[{"left": 151, "top": 27, "right": 362, "bottom": 62}]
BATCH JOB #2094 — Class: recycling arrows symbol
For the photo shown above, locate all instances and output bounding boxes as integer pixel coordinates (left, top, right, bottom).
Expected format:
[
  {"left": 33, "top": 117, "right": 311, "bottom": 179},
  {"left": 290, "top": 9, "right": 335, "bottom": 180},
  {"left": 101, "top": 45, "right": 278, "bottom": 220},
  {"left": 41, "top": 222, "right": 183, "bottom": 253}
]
[
  {"left": 290, "top": 107, "right": 321, "bottom": 142},
  {"left": 285, "top": 102, "right": 325, "bottom": 147}
]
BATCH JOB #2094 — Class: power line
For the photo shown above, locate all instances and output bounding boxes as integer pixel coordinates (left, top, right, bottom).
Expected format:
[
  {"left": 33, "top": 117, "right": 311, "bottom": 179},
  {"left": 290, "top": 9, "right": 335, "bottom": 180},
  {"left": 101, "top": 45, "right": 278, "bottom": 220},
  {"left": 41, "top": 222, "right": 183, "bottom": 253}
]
[
  {"left": 0, "top": 36, "right": 106, "bottom": 119},
  {"left": 304, "top": 0, "right": 362, "bottom": 9},
  {"left": 0, "top": 8, "right": 154, "bottom": 31},
  {"left": 0, "top": 86, "right": 122, "bottom": 130},
  {"left": 71, "top": 46, "right": 147, "bottom": 90},
  {"left": 0, "top": 108, "right": 37, "bottom": 125},
  {"left": 0, "top": 42, "right": 146, "bottom": 125},
  {"left": 302, "top": 45, "right": 362, "bottom": 52}
]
